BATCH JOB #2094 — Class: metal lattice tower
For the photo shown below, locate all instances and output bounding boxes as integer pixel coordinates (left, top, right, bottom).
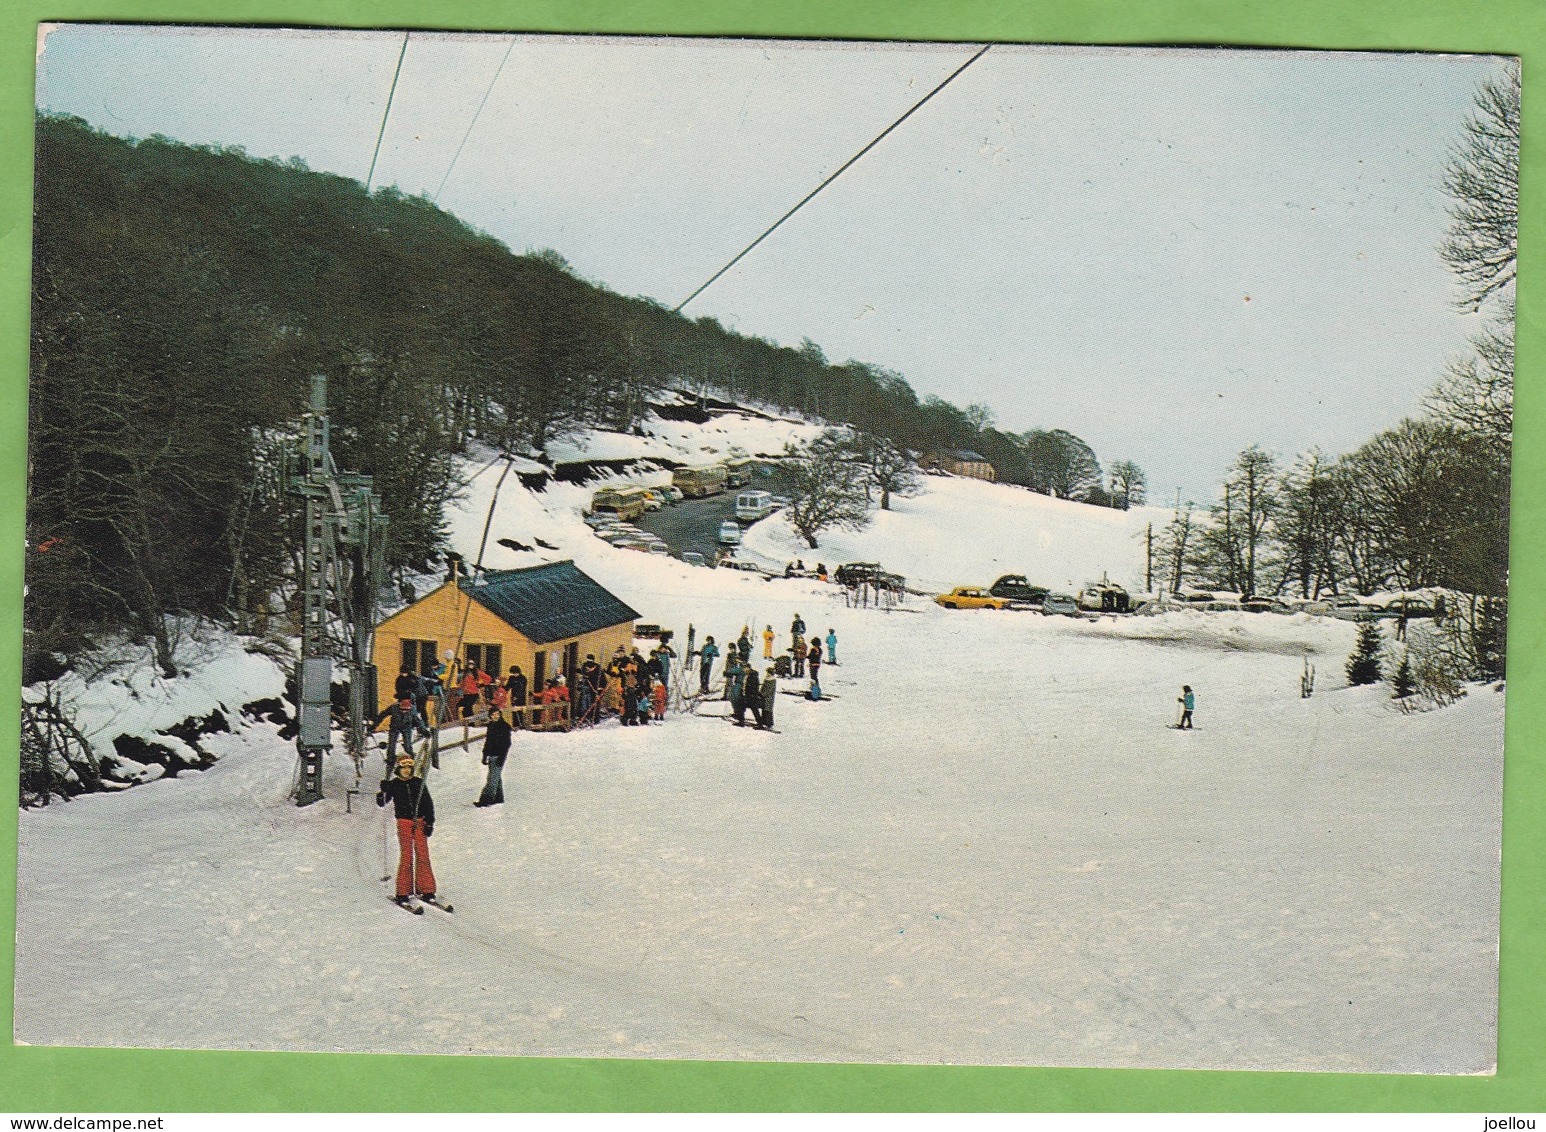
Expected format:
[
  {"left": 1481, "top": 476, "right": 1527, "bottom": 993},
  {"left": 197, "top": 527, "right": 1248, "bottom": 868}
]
[{"left": 286, "top": 375, "right": 388, "bottom": 806}]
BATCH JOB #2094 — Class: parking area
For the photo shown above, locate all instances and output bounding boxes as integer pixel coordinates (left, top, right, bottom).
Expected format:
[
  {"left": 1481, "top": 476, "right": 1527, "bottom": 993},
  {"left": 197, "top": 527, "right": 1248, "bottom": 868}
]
[{"left": 627, "top": 466, "right": 797, "bottom": 564}]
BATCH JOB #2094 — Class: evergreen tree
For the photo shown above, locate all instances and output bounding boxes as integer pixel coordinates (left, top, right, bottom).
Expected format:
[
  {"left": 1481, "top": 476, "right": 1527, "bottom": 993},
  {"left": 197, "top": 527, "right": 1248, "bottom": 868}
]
[
  {"left": 1392, "top": 651, "right": 1415, "bottom": 699},
  {"left": 1346, "top": 622, "right": 1384, "bottom": 687}
]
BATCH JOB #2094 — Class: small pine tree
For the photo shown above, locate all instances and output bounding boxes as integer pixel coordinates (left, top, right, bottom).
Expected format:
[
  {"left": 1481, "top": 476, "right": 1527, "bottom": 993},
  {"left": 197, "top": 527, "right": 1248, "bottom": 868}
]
[
  {"left": 1346, "top": 621, "right": 1384, "bottom": 686},
  {"left": 1392, "top": 652, "right": 1415, "bottom": 699}
]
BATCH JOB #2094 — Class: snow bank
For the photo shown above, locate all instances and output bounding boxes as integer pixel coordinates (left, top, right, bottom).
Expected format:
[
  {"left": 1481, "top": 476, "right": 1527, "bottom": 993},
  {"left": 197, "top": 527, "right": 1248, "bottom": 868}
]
[
  {"left": 742, "top": 473, "right": 1166, "bottom": 595},
  {"left": 44, "top": 623, "right": 288, "bottom": 765}
]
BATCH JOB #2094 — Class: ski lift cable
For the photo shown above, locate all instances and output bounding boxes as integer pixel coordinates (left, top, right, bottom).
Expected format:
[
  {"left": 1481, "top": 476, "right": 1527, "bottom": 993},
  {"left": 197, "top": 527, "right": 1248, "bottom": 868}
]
[
  {"left": 365, "top": 31, "right": 411, "bottom": 194},
  {"left": 673, "top": 42, "right": 992, "bottom": 314},
  {"left": 448, "top": 454, "right": 518, "bottom": 701},
  {"left": 433, "top": 37, "right": 517, "bottom": 204}
]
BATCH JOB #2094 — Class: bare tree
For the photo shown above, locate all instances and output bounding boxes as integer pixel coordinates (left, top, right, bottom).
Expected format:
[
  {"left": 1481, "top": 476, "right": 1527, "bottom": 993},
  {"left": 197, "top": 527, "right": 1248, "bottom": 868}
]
[
  {"left": 1107, "top": 459, "right": 1147, "bottom": 510},
  {"left": 1275, "top": 449, "right": 1341, "bottom": 598},
  {"left": 1157, "top": 505, "right": 1199, "bottom": 593},
  {"left": 963, "top": 402, "right": 996, "bottom": 433},
  {"left": 784, "top": 430, "right": 873, "bottom": 549},
  {"left": 1439, "top": 67, "right": 1520, "bottom": 313},
  {"left": 849, "top": 432, "right": 922, "bottom": 511},
  {"left": 1196, "top": 446, "right": 1280, "bottom": 595}
]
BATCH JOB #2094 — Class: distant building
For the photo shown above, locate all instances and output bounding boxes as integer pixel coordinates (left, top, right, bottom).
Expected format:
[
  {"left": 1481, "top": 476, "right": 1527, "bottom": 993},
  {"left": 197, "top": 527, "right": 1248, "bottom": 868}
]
[
  {"left": 923, "top": 449, "right": 997, "bottom": 482},
  {"left": 373, "top": 559, "right": 638, "bottom": 716}
]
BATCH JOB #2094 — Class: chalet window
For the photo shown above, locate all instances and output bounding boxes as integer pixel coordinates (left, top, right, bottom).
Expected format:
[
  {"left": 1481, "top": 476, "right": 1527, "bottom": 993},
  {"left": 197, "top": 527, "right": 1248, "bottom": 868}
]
[
  {"left": 401, "top": 639, "right": 438, "bottom": 675},
  {"left": 464, "top": 643, "right": 502, "bottom": 676}
]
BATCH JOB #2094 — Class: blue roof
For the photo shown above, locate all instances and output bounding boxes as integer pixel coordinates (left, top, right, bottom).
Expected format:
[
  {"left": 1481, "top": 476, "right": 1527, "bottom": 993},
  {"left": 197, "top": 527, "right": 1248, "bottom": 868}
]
[{"left": 464, "top": 560, "right": 638, "bottom": 645}]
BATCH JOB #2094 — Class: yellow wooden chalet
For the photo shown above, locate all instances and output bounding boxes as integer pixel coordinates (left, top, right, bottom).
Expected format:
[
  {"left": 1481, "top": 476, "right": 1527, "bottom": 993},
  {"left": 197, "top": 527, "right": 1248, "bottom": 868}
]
[{"left": 372, "top": 559, "right": 638, "bottom": 717}]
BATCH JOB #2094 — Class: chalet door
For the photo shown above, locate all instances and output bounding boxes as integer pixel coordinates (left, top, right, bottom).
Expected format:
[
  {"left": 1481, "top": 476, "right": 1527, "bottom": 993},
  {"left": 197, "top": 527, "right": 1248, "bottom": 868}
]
[{"left": 532, "top": 650, "right": 546, "bottom": 694}]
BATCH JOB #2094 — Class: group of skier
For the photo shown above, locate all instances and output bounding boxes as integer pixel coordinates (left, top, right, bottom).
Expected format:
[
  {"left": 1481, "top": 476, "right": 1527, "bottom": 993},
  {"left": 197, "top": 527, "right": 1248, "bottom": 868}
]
[
  {"left": 375, "top": 618, "right": 841, "bottom": 907},
  {"left": 694, "top": 614, "right": 837, "bottom": 725}
]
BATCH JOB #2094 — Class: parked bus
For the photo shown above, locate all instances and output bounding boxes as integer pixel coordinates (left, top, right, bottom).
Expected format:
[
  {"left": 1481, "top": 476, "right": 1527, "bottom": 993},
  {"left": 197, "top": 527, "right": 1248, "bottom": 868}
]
[
  {"left": 735, "top": 490, "right": 774, "bottom": 523},
  {"left": 673, "top": 463, "right": 728, "bottom": 498},
  {"left": 590, "top": 485, "right": 652, "bottom": 521},
  {"left": 724, "top": 456, "right": 757, "bottom": 488}
]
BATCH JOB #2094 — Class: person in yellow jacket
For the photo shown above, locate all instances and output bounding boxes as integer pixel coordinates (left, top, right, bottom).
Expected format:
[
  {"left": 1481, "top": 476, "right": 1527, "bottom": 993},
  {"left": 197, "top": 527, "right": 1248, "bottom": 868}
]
[{"left": 762, "top": 624, "right": 775, "bottom": 659}]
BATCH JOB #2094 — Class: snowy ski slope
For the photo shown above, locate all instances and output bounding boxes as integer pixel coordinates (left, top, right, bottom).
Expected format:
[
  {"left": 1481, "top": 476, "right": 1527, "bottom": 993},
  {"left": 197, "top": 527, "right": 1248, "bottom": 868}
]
[{"left": 14, "top": 409, "right": 1506, "bottom": 1071}]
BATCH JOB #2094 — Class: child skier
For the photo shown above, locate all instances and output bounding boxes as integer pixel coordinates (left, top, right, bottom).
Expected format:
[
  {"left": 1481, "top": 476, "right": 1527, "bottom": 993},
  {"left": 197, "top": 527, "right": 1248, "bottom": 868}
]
[
  {"left": 373, "top": 698, "right": 427, "bottom": 764},
  {"left": 826, "top": 628, "right": 838, "bottom": 665},
  {"left": 763, "top": 624, "right": 776, "bottom": 659},
  {"left": 650, "top": 678, "right": 667, "bottom": 722},
  {"left": 634, "top": 668, "right": 652, "bottom": 726},
  {"left": 377, "top": 755, "right": 436, "bottom": 904},
  {"left": 1177, "top": 685, "right": 1195, "bottom": 729}
]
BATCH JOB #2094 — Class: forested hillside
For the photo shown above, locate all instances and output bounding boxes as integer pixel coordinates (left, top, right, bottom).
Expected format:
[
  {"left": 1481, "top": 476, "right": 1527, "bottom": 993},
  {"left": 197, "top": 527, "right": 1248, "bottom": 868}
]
[{"left": 26, "top": 113, "right": 1118, "bottom": 674}]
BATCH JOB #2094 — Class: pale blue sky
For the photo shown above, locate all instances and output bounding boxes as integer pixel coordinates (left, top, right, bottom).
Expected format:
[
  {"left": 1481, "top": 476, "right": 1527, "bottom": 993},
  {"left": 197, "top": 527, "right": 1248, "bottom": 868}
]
[{"left": 36, "top": 26, "right": 1515, "bottom": 502}]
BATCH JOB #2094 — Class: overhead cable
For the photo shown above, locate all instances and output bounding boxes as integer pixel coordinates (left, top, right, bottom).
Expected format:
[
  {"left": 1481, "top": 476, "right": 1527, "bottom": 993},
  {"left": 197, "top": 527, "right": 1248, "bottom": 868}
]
[
  {"left": 434, "top": 37, "right": 517, "bottom": 203},
  {"left": 365, "top": 31, "right": 411, "bottom": 193},
  {"left": 673, "top": 43, "right": 992, "bottom": 313}
]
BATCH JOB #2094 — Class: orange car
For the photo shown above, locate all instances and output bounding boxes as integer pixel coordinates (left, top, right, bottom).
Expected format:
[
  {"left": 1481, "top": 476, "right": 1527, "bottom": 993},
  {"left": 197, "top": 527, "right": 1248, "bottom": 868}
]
[{"left": 934, "top": 586, "right": 1008, "bottom": 610}]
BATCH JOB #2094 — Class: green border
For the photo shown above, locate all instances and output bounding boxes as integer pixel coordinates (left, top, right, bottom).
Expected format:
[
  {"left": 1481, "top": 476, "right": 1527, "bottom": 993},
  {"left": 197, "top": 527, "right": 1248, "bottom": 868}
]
[{"left": 2, "top": 0, "right": 1542, "bottom": 1113}]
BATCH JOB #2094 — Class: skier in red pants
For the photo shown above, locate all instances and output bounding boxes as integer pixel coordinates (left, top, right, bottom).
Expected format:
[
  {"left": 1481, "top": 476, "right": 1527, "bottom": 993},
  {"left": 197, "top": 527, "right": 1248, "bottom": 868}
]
[{"left": 377, "top": 755, "right": 437, "bottom": 904}]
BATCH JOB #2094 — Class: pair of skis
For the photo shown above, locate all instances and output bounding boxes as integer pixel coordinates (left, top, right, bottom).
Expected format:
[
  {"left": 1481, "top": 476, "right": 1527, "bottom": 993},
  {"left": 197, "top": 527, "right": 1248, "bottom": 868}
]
[{"left": 392, "top": 894, "right": 454, "bottom": 916}]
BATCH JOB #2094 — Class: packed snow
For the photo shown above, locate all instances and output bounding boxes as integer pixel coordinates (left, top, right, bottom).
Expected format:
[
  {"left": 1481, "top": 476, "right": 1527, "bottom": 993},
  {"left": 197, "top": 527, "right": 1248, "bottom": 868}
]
[{"left": 14, "top": 413, "right": 1505, "bottom": 1072}]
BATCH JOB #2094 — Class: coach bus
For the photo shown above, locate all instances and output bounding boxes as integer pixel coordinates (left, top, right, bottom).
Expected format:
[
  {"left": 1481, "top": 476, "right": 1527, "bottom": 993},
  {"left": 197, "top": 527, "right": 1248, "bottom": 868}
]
[
  {"left": 673, "top": 463, "right": 728, "bottom": 498},
  {"left": 590, "top": 485, "right": 652, "bottom": 521}
]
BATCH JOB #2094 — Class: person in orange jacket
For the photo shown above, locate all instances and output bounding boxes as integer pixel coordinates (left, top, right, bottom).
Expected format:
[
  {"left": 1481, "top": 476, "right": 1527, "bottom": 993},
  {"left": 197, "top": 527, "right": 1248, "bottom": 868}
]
[
  {"left": 650, "top": 678, "right": 667, "bottom": 721},
  {"left": 457, "top": 663, "right": 486, "bottom": 719}
]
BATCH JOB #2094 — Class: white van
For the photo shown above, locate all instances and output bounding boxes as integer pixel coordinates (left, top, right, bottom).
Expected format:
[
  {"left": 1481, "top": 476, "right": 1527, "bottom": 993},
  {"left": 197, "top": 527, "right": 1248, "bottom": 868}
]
[{"left": 735, "top": 490, "right": 774, "bottom": 523}]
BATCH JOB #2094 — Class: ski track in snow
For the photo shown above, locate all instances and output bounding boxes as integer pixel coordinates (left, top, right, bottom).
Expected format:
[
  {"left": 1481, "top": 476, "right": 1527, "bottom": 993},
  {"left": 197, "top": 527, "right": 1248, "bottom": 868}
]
[{"left": 14, "top": 415, "right": 1506, "bottom": 1071}]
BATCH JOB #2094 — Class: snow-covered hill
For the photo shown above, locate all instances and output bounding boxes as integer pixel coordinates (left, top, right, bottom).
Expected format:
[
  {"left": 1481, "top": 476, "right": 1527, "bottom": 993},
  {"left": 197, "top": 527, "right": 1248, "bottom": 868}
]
[{"left": 14, "top": 407, "right": 1506, "bottom": 1073}]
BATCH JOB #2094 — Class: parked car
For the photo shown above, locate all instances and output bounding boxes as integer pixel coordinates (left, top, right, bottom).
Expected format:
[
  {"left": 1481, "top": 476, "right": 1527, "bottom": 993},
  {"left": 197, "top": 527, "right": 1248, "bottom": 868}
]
[
  {"left": 1172, "top": 590, "right": 1217, "bottom": 605},
  {"left": 1382, "top": 595, "right": 1439, "bottom": 619},
  {"left": 834, "top": 561, "right": 906, "bottom": 590},
  {"left": 681, "top": 551, "right": 707, "bottom": 567},
  {"left": 583, "top": 512, "right": 615, "bottom": 529},
  {"left": 1240, "top": 594, "right": 1292, "bottom": 614},
  {"left": 648, "top": 543, "right": 671, "bottom": 556},
  {"left": 640, "top": 490, "right": 665, "bottom": 511},
  {"left": 1305, "top": 594, "right": 1382, "bottom": 619},
  {"left": 721, "top": 560, "right": 768, "bottom": 576},
  {"left": 769, "top": 495, "right": 792, "bottom": 509},
  {"left": 989, "top": 574, "right": 1050, "bottom": 607},
  {"left": 1076, "top": 583, "right": 1131, "bottom": 612},
  {"left": 658, "top": 485, "right": 684, "bottom": 504},
  {"left": 1041, "top": 593, "right": 1082, "bottom": 617},
  {"left": 717, "top": 520, "right": 743, "bottom": 545},
  {"left": 935, "top": 587, "right": 1008, "bottom": 610}
]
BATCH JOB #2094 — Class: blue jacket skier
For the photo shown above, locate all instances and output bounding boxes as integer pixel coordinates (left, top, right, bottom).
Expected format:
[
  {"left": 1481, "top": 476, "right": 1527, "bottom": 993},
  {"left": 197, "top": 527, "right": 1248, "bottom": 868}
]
[
  {"left": 1178, "top": 685, "right": 1195, "bottom": 729},
  {"left": 699, "top": 637, "right": 720, "bottom": 694},
  {"left": 374, "top": 698, "right": 427, "bottom": 762}
]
